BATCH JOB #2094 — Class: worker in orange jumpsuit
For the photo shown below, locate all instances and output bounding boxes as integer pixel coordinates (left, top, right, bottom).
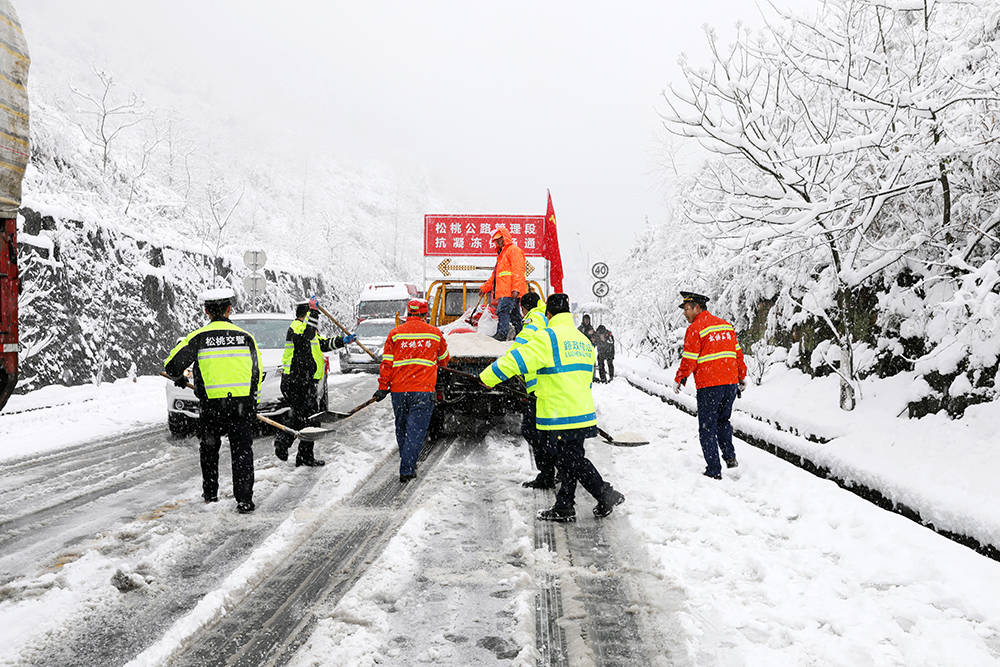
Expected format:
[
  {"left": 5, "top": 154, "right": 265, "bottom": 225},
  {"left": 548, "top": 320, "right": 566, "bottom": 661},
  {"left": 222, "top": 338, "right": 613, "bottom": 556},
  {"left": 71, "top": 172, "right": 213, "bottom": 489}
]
[
  {"left": 480, "top": 226, "right": 527, "bottom": 341},
  {"left": 672, "top": 291, "right": 748, "bottom": 480},
  {"left": 372, "top": 299, "right": 450, "bottom": 482}
]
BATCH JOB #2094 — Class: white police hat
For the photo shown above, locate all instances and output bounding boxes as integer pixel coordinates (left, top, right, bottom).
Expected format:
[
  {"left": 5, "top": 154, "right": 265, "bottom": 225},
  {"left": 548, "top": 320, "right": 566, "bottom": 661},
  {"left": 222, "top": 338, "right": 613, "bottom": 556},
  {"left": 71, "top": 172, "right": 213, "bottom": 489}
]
[{"left": 199, "top": 287, "right": 236, "bottom": 307}]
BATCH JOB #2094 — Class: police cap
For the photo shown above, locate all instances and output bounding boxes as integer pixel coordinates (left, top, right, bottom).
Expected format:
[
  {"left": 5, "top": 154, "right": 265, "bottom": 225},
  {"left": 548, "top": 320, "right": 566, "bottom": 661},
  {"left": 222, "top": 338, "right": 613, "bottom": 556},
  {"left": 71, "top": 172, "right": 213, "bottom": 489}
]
[
  {"left": 678, "top": 291, "right": 709, "bottom": 309},
  {"left": 200, "top": 287, "right": 236, "bottom": 308}
]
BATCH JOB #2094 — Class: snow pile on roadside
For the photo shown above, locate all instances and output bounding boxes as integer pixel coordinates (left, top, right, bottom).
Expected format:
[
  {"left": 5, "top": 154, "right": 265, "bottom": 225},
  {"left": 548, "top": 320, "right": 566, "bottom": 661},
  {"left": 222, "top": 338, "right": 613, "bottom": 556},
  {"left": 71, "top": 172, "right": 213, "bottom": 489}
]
[
  {"left": 590, "top": 380, "right": 1000, "bottom": 665},
  {"left": 0, "top": 377, "right": 164, "bottom": 461},
  {"left": 617, "top": 356, "right": 1000, "bottom": 554}
]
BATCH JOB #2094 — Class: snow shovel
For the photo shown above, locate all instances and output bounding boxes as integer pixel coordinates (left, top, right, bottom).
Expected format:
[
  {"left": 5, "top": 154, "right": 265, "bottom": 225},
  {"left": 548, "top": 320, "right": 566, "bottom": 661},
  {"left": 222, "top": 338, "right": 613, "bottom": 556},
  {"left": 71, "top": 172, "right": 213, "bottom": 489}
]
[
  {"left": 309, "top": 396, "right": 378, "bottom": 424},
  {"left": 438, "top": 367, "right": 651, "bottom": 446},
  {"left": 159, "top": 372, "right": 333, "bottom": 442},
  {"left": 315, "top": 303, "right": 380, "bottom": 363}
]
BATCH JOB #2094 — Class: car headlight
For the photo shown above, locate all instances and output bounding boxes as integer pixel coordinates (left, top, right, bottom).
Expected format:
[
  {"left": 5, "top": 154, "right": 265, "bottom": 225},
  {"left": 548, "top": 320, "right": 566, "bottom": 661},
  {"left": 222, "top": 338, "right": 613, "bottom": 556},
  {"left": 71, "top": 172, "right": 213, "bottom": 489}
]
[{"left": 173, "top": 400, "right": 184, "bottom": 409}]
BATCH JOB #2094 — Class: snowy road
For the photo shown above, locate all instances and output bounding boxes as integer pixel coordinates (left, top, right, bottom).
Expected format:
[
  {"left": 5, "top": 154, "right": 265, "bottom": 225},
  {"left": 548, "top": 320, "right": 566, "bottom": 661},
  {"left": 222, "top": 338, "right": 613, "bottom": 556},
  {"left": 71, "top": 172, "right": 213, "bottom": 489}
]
[{"left": 1, "top": 376, "right": 999, "bottom": 666}]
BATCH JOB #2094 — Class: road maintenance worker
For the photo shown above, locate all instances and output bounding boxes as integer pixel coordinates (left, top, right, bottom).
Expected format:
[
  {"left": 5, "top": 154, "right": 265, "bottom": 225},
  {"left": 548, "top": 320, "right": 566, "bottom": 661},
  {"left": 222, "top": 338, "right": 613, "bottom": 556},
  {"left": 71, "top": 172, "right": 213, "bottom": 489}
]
[
  {"left": 163, "top": 288, "right": 262, "bottom": 514},
  {"left": 479, "top": 226, "right": 527, "bottom": 341},
  {"left": 372, "top": 299, "right": 450, "bottom": 482},
  {"left": 514, "top": 291, "right": 556, "bottom": 489},
  {"left": 672, "top": 291, "right": 747, "bottom": 480},
  {"left": 481, "top": 293, "right": 625, "bottom": 522},
  {"left": 275, "top": 297, "right": 356, "bottom": 467}
]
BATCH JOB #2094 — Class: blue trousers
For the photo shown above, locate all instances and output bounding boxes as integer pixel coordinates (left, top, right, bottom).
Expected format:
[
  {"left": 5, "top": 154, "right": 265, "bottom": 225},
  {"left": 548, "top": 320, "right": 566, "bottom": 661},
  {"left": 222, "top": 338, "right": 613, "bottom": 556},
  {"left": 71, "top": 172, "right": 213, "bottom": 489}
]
[
  {"left": 495, "top": 296, "right": 523, "bottom": 340},
  {"left": 696, "top": 384, "right": 738, "bottom": 476},
  {"left": 391, "top": 392, "right": 435, "bottom": 476}
]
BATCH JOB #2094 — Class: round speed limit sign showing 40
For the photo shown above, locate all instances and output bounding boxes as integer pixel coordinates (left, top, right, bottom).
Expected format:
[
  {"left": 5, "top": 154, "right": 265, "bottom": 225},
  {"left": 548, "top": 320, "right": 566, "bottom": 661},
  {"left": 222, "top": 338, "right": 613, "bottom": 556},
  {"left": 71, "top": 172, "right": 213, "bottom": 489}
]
[{"left": 591, "top": 262, "right": 609, "bottom": 279}]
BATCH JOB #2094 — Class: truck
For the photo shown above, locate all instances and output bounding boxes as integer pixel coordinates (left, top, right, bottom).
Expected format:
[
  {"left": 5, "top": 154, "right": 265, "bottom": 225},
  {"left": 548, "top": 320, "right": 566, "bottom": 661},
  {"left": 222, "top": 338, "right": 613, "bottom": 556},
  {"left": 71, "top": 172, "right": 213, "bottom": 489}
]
[
  {"left": 356, "top": 282, "right": 421, "bottom": 323},
  {"left": 422, "top": 213, "right": 551, "bottom": 429},
  {"left": 0, "top": 1, "right": 29, "bottom": 412}
]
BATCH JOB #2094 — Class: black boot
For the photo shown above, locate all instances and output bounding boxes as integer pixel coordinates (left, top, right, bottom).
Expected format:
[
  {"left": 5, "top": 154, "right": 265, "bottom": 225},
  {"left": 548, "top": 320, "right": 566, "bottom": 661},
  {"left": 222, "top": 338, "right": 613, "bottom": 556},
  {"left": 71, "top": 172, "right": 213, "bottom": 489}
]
[
  {"left": 593, "top": 485, "right": 625, "bottom": 518},
  {"left": 522, "top": 474, "right": 555, "bottom": 489},
  {"left": 537, "top": 506, "right": 576, "bottom": 522},
  {"left": 295, "top": 442, "right": 325, "bottom": 467},
  {"left": 274, "top": 443, "right": 289, "bottom": 462},
  {"left": 725, "top": 458, "right": 739, "bottom": 469},
  {"left": 236, "top": 501, "right": 255, "bottom": 514}
]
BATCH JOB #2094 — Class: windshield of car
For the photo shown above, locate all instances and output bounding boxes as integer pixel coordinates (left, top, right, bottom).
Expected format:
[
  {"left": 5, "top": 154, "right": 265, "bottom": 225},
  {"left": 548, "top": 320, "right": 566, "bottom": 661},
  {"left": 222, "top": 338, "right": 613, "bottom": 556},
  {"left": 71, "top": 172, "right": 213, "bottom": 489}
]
[
  {"left": 358, "top": 299, "right": 408, "bottom": 319},
  {"left": 234, "top": 318, "right": 290, "bottom": 349},
  {"left": 355, "top": 320, "right": 395, "bottom": 339}
]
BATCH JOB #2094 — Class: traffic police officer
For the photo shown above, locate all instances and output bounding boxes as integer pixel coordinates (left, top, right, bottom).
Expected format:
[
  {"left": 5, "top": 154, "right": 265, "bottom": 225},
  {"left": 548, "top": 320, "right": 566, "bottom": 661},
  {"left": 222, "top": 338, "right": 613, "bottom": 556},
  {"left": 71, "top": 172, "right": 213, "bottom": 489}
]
[
  {"left": 514, "top": 291, "right": 556, "bottom": 489},
  {"left": 275, "top": 297, "right": 355, "bottom": 466},
  {"left": 164, "top": 288, "right": 262, "bottom": 514},
  {"left": 672, "top": 291, "right": 748, "bottom": 479},
  {"left": 481, "top": 293, "right": 625, "bottom": 522}
]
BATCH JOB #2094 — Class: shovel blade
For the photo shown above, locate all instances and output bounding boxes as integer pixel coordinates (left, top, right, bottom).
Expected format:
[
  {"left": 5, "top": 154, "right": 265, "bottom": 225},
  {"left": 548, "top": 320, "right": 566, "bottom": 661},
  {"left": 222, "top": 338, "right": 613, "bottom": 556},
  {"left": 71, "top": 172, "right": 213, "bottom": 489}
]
[
  {"left": 602, "top": 431, "right": 651, "bottom": 447},
  {"left": 296, "top": 426, "right": 333, "bottom": 442}
]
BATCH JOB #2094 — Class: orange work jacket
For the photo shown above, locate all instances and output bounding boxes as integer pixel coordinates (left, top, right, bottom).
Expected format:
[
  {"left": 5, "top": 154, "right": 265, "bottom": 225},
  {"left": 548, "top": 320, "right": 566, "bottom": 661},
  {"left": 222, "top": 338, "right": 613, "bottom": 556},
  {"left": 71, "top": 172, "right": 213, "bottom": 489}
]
[
  {"left": 378, "top": 317, "right": 450, "bottom": 393},
  {"left": 675, "top": 310, "right": 747, "bottom": 389},
  {"left": 480, "top": 228, "right": 527, "bottom": 298}
]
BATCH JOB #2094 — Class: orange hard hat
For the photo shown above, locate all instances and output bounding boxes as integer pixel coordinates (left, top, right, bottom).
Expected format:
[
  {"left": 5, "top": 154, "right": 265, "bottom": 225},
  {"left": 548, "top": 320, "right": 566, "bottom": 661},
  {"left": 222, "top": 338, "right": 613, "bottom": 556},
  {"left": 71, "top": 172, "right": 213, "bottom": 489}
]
[{"left": 407, "top": 299, "right": 429, "bottom": 315}]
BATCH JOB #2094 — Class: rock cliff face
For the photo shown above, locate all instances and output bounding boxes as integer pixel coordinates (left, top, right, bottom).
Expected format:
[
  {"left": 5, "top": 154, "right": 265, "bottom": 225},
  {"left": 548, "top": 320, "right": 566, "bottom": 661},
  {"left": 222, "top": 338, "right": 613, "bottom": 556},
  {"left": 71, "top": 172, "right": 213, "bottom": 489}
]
[{"left": 16, "top": 207, "right": 340, "bottom": 391}]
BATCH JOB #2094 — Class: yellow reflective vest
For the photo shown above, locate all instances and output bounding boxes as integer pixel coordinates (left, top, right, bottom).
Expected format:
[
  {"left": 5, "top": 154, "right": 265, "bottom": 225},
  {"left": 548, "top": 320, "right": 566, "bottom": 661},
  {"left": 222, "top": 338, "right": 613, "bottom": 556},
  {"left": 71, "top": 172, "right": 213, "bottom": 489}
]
[
  {"left": 480, "top": 312, "right": 596, "bottom": 431},
  {"left": 164, "top": 319, "right": 262, "bottom": 401},
  {"left": 282, "top": 318, "right": 333, "bottom": 381},
  {"left": 512, "top": 305, "right": 548, "bottom": 395}
]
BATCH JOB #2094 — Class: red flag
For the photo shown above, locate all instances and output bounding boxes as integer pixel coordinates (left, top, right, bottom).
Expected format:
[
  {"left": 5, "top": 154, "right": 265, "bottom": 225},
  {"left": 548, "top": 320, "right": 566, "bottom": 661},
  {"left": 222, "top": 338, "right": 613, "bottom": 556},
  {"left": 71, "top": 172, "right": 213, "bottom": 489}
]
[{"left": 543, "top": 191, "right": 564, "bottom": 293}]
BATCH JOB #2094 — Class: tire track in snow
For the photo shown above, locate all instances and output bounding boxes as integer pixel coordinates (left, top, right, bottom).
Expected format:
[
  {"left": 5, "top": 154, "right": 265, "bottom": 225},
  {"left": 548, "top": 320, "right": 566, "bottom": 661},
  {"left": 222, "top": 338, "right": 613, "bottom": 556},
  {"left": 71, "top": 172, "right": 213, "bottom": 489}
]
[
  {"left": 168, "top": 432, "right": 463, "bottom": 667},
  {"left": 532, "top": 491, "right": 650, "bottom": 666}
]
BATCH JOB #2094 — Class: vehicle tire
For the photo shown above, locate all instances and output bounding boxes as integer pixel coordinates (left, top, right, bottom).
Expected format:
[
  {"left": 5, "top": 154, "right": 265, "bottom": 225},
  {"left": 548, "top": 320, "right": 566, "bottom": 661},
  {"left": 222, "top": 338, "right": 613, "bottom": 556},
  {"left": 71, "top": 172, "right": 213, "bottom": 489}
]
[{"left": 168, "top": 412, "right": 192, "bottom": 438}]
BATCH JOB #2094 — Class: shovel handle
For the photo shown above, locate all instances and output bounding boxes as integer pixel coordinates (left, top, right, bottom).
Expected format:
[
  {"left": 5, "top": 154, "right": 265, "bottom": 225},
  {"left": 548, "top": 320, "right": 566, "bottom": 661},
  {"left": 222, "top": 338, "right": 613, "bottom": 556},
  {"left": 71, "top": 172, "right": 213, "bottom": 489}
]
[
  {"left": 316, "top": 303, "right": 380, "bottom": 363},
  {"left": 256, "top": 413, "right": 299, "bottom": 437},
  {"left": 161, "top": 371, "right": 195, "bottom": 390},
  {"left": 347, "top": 396, "right": 378, "bottom": 416}
]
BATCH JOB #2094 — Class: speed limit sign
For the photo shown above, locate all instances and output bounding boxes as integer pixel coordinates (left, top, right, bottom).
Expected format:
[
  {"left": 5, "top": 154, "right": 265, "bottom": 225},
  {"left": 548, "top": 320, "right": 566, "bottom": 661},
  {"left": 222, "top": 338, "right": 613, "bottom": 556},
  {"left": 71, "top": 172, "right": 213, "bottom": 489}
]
[
  {"left": 592, "top": 280, "right": 610, "bottom": 298},
  {"left": 592, "top": 262, "right": 609, "bottom": 279}
]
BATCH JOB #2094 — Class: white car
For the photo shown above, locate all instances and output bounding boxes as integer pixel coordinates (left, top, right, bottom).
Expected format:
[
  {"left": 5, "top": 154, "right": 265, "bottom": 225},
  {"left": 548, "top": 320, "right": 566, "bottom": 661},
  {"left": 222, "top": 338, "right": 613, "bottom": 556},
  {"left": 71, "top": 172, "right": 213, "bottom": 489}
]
[
  {"left": 339, "top": 317, "right": 394, "bottom": 373},
  {"left": 166, "top": 312, "right": 330, "bottom": 436}
]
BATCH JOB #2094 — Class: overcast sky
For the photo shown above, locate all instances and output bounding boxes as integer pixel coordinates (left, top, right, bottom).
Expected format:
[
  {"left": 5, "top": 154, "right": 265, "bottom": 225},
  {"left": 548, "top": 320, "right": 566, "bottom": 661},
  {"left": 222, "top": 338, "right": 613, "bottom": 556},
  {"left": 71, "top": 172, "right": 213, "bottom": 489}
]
[{"left": 20, "top": 0, "right": 757, "bottom": 294}]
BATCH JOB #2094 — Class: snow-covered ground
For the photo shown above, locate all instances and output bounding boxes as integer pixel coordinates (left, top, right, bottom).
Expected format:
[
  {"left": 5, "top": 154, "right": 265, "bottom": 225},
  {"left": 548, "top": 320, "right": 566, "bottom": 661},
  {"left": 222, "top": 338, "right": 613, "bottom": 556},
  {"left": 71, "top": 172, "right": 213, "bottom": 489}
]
[
  {"left": 0, "top": 377, "right": 165, "bottom": 461},
  {"left": 619, "top": 356, "right": 1000, "bottom": 551},
  {"left": 1, "top": 371, "right": 999, "bottom": 665}
]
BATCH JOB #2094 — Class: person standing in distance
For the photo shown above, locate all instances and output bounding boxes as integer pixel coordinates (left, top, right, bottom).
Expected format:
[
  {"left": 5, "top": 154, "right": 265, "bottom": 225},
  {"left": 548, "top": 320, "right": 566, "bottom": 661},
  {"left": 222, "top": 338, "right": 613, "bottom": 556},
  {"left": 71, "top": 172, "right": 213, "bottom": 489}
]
[
  {"left": 372, "top": 299, "right": 450, "bottom": 482},
  {"left": 275, "top": 297, "right": 355, "bottom": 466},
  {"left": 672, "top": 291, "right": 747, "bottom": 480},
  {"left": 164, "top": 288, "right": 262, "bottom": 513}
]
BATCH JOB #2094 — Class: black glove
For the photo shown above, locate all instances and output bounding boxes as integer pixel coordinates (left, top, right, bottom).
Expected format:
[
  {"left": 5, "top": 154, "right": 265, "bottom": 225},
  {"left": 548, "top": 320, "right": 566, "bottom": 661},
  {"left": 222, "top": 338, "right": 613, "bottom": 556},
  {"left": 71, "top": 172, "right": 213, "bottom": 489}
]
[
  {"left": 173, "top": 375, "right": 189, "bottom": 388},
  {"left": 373, "top": 389, "right": 389, "bottom": 402}
]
